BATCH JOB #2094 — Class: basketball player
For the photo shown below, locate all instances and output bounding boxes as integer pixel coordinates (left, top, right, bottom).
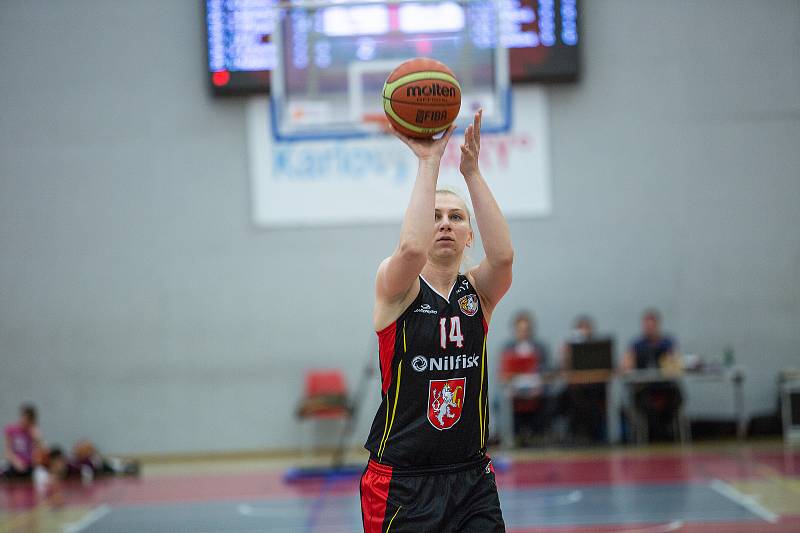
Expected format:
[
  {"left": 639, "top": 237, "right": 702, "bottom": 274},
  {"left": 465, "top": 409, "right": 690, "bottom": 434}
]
[{"left": 361, "top": 110, "right": 513, "bottom": 532}]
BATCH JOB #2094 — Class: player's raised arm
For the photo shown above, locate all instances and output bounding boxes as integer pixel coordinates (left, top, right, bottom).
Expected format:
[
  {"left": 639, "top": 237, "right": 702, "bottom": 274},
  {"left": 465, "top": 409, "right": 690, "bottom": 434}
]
[
  {"left": 375, "top": 127, "right": 456, "bottom": 310},
  {"left": 462, "top": 110, "right": 514, "bottom": 316}
]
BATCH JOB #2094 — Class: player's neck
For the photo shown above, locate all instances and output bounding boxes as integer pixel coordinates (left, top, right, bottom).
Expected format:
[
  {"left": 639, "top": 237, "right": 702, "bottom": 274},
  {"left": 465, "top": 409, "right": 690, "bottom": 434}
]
[{"left": 421, "top": 260, "right": 460, "bottom": 297}]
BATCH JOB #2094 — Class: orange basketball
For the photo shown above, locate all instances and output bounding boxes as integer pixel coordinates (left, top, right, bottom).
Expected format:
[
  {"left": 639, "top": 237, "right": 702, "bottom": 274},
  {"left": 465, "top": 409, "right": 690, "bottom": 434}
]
[{"left": 382, "top": 58, "right": 461, "bottom": 139}]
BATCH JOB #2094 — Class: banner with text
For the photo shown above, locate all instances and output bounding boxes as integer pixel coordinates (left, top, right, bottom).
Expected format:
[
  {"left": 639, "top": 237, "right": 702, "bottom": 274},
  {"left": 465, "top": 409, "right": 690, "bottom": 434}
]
[{"left": 247, "top": 87, "right": 551, "bottom": 227}]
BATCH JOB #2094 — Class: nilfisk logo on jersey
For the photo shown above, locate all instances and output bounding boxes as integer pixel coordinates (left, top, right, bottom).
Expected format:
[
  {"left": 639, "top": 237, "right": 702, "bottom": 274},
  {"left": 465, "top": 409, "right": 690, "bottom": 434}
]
[
  {"left": 458, "top": 294, "right": 479, "bottom": 317},
  {"left": 411, "top": 355, "right": 428, "bottom": 372},
  {"left": 428, "top": 377, "right": 466, "bottom": 430},
  {"left": 413, "top": 303, "right": 437, "bottom": 314},
  {"left": 406, "top": 83, "right": 457, "bottom": 99},
  {"left": 411, "top": 354, "right": 480, "bottom": 372}
]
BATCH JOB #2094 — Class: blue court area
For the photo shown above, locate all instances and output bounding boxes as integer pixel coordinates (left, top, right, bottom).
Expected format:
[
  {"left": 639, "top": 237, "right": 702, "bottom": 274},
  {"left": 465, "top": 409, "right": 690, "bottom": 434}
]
[{"left": 78, "top": 483, "right": 763, "bottom": 532}]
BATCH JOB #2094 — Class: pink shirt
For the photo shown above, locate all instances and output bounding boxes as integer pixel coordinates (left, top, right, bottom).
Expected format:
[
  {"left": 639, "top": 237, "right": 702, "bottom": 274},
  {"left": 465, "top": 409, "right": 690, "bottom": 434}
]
[{"left": 4, "top": 423, "right": 34, "bottom": 467}]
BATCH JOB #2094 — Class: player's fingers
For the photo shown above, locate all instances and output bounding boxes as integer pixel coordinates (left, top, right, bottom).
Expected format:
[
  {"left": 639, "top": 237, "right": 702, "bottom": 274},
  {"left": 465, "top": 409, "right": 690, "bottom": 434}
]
[
  {"left": 393, "top": 128, "right": 419, "bottom": 150},
  {"left": 399, "top": 136, "right": 422, "bottom": 155},
  {"left": 436, "top": 124, "right": 456, "bottom": 147},
  {"left": 389, "top": 125, "right": 405, "bottom": 141},
  {"left": 397, "top": 136, "right": 414, "bottom": 150},
  {"left": 474, "top": 109, "right": 482, "bottom": 146},
  {"left": 464, "top": 124, "right": 474, "bottom": 147},
  {"left": 466, "top": 124, "right": 478, "bottom": 153},
  {"left": 436, "top": 125, "right": 451, "bottom": 141}
]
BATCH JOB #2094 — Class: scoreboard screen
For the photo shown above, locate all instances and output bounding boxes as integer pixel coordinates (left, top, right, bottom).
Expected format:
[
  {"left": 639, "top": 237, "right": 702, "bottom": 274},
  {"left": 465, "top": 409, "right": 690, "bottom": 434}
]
[{"left": 205, "top": 0, "right": 579, "bottom": 95}]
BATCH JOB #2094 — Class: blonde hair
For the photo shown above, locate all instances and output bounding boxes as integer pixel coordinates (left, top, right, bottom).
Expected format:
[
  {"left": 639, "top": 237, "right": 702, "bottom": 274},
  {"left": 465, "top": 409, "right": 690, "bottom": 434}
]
[{"left": 435, "top": 188, "right": 476, "bottom": 270}]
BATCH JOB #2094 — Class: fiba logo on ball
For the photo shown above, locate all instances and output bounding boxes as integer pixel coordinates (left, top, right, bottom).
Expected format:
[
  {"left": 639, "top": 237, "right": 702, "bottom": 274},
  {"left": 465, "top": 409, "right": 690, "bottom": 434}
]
[
  {"left": 382, "top": 57, "right": 461, "bottom": 139},
  {"left": 415, "top": 110, "right": 448, "bottom": 125},
  {"left": 412, "top": 356, "right": 428, "bottom": 372}
]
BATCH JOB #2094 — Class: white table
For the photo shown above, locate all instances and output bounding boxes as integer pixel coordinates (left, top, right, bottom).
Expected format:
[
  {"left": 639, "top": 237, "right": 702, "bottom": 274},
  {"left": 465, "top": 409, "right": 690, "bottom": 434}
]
[
  {"left": 496, "top": 368, "right": 748, "bottom": 448},
  {"left": 682, "top": 367, "right": 747, "bottom": 440}
]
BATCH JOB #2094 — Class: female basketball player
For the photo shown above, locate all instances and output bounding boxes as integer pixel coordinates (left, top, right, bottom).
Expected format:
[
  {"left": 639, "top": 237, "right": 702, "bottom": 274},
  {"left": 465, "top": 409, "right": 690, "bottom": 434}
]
[{"left": 361, "top": 110, "right": 513, "bottom": 532}]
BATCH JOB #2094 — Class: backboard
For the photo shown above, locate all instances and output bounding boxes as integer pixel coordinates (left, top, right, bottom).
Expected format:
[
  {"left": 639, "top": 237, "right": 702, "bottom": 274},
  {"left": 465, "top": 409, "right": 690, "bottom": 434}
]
[{"left": 269, "top": 0, "right": 511, "bottom": 140}]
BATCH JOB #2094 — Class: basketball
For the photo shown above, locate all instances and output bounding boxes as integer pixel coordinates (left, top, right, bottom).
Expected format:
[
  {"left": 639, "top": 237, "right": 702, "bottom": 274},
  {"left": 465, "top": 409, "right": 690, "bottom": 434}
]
[{"left": 382, "top": 57, "right": 461, "bottom": 139}]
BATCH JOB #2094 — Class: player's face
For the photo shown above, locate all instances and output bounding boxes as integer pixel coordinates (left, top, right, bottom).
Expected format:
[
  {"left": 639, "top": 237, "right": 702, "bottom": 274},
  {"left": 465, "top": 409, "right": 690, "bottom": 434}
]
[
  {"left": 431, "top": 193, "right": 472, "bottom": 259},
  {"left": 515, "top": 318, "right": 532, "bottom": 341},
  {"left": 20, "top": 413, "right": 34, "bottom": 429},
  {"left": 642, "top": 316, "right": 660, "bottom": 337},
  {"left": 50, "top": 456, "right": 67, "bottom": 477}
]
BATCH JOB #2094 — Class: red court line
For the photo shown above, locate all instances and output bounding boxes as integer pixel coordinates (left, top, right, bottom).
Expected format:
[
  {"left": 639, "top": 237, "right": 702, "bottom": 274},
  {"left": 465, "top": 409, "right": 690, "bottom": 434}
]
[
  {"left": 750, "top": 450, "right": 800, "bottom": 476},
  {"left": 1, "top": 472, "right": 358, "bottom": 510},
  {"left": 3, "top": 449, "right": 798, "bottom": 510},
  {"left": 495, "top": 451, "right": 800, "bottom": 488}
]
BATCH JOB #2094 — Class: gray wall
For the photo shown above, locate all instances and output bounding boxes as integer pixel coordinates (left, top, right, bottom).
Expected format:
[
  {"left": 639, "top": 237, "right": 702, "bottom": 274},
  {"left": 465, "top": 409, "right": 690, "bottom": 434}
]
[{"left": 1, "top": 0, "right": 798, "bottom": 454}]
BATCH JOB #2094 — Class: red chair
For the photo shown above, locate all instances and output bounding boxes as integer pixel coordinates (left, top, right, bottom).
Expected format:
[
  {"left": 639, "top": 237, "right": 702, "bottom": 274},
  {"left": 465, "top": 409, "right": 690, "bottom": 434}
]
[
  {"left": 297, "top": 370, "right": 350, "bottom": 419},
  {"left": 296, "top": 370, "right": 351, "bottom": 456}
]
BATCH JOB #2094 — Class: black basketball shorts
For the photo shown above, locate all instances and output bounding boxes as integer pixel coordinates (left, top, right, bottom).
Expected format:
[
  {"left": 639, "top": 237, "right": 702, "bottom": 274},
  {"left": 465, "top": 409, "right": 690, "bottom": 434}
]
[{"left": 360, "top": 456, "right": 505, "bottom": 533}]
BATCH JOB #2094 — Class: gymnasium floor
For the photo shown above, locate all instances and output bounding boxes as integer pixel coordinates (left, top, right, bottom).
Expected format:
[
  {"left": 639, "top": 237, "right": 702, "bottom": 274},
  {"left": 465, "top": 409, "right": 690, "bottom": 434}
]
[{"left": 2, "top": 442, "right": 799, "bottom": 532}]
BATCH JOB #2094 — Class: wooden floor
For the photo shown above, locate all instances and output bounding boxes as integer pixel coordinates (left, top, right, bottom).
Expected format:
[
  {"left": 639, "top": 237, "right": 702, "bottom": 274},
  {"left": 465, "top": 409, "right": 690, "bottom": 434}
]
[{"left": 2, "top": 441, "right": 799, "bottom": 532}]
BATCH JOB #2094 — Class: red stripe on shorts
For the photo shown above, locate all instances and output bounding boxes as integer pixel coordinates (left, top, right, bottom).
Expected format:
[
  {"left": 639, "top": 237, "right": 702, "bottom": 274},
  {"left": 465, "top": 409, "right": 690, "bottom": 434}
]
[{"left": 360, "top": 459, "right": 393, "bottom": 533}]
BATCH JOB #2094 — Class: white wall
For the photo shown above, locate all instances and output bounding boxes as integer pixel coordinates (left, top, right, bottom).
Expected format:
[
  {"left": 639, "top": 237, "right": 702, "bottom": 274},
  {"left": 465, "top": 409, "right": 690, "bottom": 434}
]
[{"left": 1, "top": 0, "right": 798, "bottom": 454}]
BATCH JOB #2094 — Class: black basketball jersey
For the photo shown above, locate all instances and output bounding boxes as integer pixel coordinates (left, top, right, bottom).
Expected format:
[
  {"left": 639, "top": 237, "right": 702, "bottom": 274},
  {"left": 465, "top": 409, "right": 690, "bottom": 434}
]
[{"left": 365, "top": 274, "right": 489, "bottom": 468}]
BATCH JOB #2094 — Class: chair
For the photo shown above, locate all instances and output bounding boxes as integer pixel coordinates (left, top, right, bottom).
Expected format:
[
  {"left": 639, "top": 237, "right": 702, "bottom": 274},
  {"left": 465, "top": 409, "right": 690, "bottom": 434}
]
[
  {"left": 296, "top": 370, "right": 351, "bottom": 454},
  {"left": 626, "top": 380, "right": 691, "bottom": 445}
]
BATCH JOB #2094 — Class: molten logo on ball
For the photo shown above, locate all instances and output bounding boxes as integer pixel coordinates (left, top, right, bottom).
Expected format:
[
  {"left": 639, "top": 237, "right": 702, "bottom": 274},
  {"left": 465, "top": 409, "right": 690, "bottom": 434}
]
[
  {"left": 382, "top": 57, "right": 461, "bottom": 139},
  {"left": 406, "top": 83, "right": 458, "bottom": 98},
  {"left": 415, "top": 110, "right": 448, "bottom": 124}
]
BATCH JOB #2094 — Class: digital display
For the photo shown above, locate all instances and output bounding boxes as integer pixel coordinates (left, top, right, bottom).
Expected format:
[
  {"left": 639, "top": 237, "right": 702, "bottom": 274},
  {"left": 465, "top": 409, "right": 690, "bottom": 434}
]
[{"left": 205, "top": 0, "right": 579, "bottom": 95}]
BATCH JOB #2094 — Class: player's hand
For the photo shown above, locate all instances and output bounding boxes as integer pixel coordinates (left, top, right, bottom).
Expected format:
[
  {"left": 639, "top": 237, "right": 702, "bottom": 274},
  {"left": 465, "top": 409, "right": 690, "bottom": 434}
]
[
  {"left": 392, "top": 125, "right": 456, "bottom": 163},
  {"left": 459, "top": 109, "right": 482, "bottom": 179}
]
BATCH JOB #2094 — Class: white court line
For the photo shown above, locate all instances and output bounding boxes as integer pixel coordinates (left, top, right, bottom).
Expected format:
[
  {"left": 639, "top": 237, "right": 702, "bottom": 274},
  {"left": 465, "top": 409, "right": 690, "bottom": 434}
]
[
  {"left": 710, "top": 478, "right": 779, "bottom": 523},
  {"left": 503, "top": 489, "right": 583, "bottom": 508},
  {"left": 237, "top": 503, "right": 316, "bottom": 518},
  {"left": 62, "top": 504, "right": 111, "bottom": 533},
  {"left": 612, "top": 520, "right": 683, "bottom": 533}
]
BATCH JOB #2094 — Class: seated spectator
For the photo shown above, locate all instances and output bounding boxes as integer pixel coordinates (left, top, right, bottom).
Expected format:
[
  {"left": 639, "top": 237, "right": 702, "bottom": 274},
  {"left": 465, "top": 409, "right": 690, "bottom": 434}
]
[
  {"left": 68, "top": 439, "right": 139, "bottom": 478},
  {"left": 2, "top": 403, "right": 44, "bottom": 478},
  {"left": 561, "top": 314, "right": 597, "bottom": 368},
  {"left": 560, "top": 315, "right": 608, "bottom": 443},
  {"left": 622, "top": 309, "right": 683, "bottom": 441},
  {"left": 33, "top": 447, "right": 68, "bottom": 499},
  {"left": 499, "top": 311, "right": 551, "bottom": 446},
  {"left": 623, "top": 309, "right": 681, "bottom": 372},
  {"left": 2, "top": 405, "right": 139, "bottom": 484}
]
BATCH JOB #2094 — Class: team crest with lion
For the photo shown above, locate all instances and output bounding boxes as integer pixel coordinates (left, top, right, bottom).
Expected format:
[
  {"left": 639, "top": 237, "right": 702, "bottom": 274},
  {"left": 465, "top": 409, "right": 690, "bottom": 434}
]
[
  {"left": 458, "top": 294, "right": 479, "bottom": 317},
  {"left": 428, "top": 378, "right": 466, "bottom": 430}
]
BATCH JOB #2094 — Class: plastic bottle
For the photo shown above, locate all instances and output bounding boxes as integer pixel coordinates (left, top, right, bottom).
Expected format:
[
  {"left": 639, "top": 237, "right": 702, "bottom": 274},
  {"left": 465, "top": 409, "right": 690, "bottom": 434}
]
[{"left": 723, "top": 346, "right": 735, "bottom": 367}]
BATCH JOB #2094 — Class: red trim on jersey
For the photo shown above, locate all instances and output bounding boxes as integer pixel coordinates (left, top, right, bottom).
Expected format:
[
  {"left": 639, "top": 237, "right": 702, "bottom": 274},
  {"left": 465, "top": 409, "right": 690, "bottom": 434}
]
[
  {"left": 482, "top": 317, "right": 489, "bottom": 334},
  {"left": 361, "top": 459, "right": 393, "bottom": 533},
  {"left": 376, "top": 322, "right": 397, "bottom": 395}
]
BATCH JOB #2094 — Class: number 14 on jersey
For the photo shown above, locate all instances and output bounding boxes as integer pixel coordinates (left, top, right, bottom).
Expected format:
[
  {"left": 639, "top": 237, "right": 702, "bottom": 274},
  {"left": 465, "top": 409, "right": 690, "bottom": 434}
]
[{"left": 440, "top": 317, "right": 464, "bottom": 349}]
